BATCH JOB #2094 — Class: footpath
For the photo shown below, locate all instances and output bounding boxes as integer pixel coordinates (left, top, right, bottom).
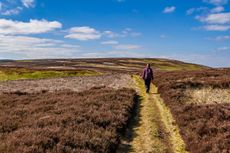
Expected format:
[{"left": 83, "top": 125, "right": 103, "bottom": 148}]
[{"left": 118, "top": 76, "right": 188, "bottom": 153}]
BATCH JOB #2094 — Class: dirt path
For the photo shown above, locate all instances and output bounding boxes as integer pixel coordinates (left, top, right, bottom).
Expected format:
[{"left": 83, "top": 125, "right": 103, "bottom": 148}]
[{"left": 118, "top": 76, "right": 188, "bottom": 153}]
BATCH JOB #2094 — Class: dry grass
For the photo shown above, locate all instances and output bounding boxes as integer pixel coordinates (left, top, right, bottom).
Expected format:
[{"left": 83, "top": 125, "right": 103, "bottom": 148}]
[
  {"left": 118, "top": 76, "right": 188, "bottom": 153},
  {"left": 185, "top": 88, "right": 230, "bottom": 105},
  {"left": 130, "top": 76, "right": 167, "bottom": 153},
  {"left": 153, "top": 88, "right": 188, "bottom": 153}
]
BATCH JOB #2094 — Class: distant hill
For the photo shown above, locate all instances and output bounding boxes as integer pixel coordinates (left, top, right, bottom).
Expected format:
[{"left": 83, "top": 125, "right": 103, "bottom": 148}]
[{"left": 0, "top": 58, "right": 208, "bottom": 73}]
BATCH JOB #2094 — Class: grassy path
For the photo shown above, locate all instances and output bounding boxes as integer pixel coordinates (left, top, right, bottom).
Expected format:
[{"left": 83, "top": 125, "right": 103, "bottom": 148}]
[{"left": 118, "top": 76, "right": 188, "bottom": 153}]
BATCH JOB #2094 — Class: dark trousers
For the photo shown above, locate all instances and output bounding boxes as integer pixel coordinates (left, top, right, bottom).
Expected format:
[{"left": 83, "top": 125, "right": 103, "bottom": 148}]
[{"left": 144, "top": 79, "right": 151, "bottom": 93}]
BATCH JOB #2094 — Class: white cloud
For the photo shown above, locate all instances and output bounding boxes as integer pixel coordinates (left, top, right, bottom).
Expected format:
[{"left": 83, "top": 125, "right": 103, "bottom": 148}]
[
  {"left": 101, "top": 40, "right": 141, "bottom": 51},
  {"left": 203, "top": 0, "right": 228, "bottom": 5},
  {"left": 21, "top": 0, "right": 35, "bottom": 8},
  {"left": 203, "top": 25, "right": 230, "bottom": 31},
  {"left": 186, "top": 6, "right": 224, "bottom": 15},
  {"left": 68, "top": 26, "right": 98, "bottom": 34},
  {"left": 186, "top": 7, "right": 208, "bottom": 15},
  {"left": 0, "top": 19, "right": 62, "bottom": 35},
  {"left": 196, "top": 12, "right": 230, "bottom": 31},
  {"left": 103, "top": 28, "right": 141, "bottom": 38},
  {"left": 191, "top": 6, "right": 230, "bottom": 31},
  {"left": 163, "top": 6, "right": 176, "bottom": 14},
  {"left": 65, "top": 26, "right": 101, "bottom": 41},
  {"left": 113, "top": 44, "right": 141, "bottom": 50},
  {"left": 214, "top": 35, "right": 230, "bottom": 41},
  {"left": 0, "top": 35, "right": 80, "bottom": 59},
  {"left": 199, "top": 13, "right": 230, "bottom": 24},
  {"left": 81, "top": 51, "right": 144, "bottom": 58},
  {"left": 106, "top": 51, "right": 144, "bottom": 57},
  {"left": 217, "top": 46, "right": 230, "bottom": 51},
  {"left": 103, "top": 31, "right": 118, "bottom": 38},
  {"left": 101, "top": 40, "right": 119, "bottom": 45},
  {"left": 188, "top": 0, "right": 229, "bottom": 33},
  {"left": 0, "top": 0, "right": 36, "bottom": 16},
  {"left": 65, "top": 27, "right": 141, "bottom": 41},
  {"left": 211, "top": 6, "right": 224, "bottom": 13},
  {"left": 1, "top": 7, "right": 22, "bottom": 15}
]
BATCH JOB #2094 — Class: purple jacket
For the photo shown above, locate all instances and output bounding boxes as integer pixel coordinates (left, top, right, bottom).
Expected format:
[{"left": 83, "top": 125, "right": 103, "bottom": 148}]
[{"left": 141, "top": 67, "right": 154, "bottom": 80}]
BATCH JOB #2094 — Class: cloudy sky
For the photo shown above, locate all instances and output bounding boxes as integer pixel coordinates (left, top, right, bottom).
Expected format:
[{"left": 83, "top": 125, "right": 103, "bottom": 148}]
[{"left": 0, "top": 0, "right": 230, "bottom": 67}]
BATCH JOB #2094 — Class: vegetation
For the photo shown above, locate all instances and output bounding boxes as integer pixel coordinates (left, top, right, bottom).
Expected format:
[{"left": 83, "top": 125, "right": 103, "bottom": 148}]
[
  {"left": 0, "top": 58, "right": 207, "bottom": 76},
  {"left": 154, "top": 69, "right": 230, "bottom": 153},
  {"left": 141, "top": 59, "right": 205, "bottom": 71},
  {"left": 1, "top": 58, "right": 226, "bottom": 153},
  {"left": 122, "top": 76, "right": 187, "bottom": 153},
  {"left": 0, "top": 87, "right": 137, "bottom": 153},
  {"left": 0, "top": 68, "right": 100, "bottom": 81},
  {"left": 129, "top": 76, "right": 168, "bottom": 152}
]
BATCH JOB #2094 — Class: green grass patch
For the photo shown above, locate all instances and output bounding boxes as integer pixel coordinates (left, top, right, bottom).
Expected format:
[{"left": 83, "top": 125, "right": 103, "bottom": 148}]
[
  {"left": 0, "top": 68, "right": 100, "bottom": 81},
  {"left": 15, "top": 60, "right": 34, "bottom": 63}
]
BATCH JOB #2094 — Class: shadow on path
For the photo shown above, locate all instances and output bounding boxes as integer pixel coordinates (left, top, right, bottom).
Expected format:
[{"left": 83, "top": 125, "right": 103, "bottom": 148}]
[{"left": 117, "top": 95, "right": 143, "bottom": 153}]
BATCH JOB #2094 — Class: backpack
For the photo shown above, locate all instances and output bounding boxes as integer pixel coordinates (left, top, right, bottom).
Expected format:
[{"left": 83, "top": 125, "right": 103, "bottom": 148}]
[{"left": 145, "top": 68, "right": 153, "bottom": 80}]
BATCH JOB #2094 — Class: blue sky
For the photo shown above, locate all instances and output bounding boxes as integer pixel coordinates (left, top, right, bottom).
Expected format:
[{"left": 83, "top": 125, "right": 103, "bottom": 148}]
[{"left": 0, "top": 0, "right": 230, "bottom": 67}]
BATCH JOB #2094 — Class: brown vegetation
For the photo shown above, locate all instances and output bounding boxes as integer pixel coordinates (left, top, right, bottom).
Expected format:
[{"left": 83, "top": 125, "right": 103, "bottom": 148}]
[
  {"left": 0, "top": 87, "right": 137, "bottom": 153},
  {"left": 0, "top": 74, "right": 134, "bottom": 94},
  {"left": 154, "top": 69, "right": 230, "bottom": 153},
  {"left": 0, "top": 58, "right": 206, "bottom": 73}
]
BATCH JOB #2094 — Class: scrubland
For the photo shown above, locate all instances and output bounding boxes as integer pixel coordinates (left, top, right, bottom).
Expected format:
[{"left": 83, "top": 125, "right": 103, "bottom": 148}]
[
  {"left": 0, "top": 59, "right": 229, "bottom": 153},
  {"left": 0, "top": 87, "right": 137, "bottom": 153},
  {"left": 155, "top": 69, "right": 230, "bottom": 153}
]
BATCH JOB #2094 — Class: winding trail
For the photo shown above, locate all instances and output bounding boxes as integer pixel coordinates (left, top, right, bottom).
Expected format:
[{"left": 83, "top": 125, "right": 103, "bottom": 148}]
[{"left": 118, "top": 76, "right": 188, "bottom": 153}]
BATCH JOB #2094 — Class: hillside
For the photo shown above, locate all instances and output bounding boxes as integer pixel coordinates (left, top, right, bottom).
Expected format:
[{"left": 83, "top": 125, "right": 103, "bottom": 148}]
[{"left": 0, "top": 58, "right": 208, "bottom": 81}]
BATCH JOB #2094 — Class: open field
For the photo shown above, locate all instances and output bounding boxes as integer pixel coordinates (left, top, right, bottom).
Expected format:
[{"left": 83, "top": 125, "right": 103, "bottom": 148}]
[
  {"left": 155, "top": 69, "right": 230, "bottom": 153},
  {"left": 0, "top": 67, "right": 100, "bottom": 81},
  {"left": 0, "top": 58, "right": 229, "bottom": 153},
  {"left": 0, "top": 71, "right": 137, "bottom": 153},
  {"left": 2, "top": 0, "right": 230, "bottom": 152}
]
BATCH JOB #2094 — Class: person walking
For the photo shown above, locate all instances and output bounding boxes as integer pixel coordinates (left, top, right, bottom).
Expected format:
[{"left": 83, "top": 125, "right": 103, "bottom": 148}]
[{"left": 141, "top": 63, "right": 154, "bottom": 93}]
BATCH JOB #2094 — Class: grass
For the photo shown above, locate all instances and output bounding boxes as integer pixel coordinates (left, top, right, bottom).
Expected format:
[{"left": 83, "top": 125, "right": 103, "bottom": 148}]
[
  {"left": 128, "top": 75, "right": 168, "bottom": 153},
  {"left": 3, "top": 58, "right": 207, "bottom": 74},
  {"left": 142, "top": 59, "right": 204, "bottom": 71},
  {"left": 154, "top": 69, "right": 230, "bottom": 152},
  {"left": 126, "top": 75, "right": 188, "bottom": 153},
  {"left": 153, "top": 86, "right": 188, "bottom": 153},
  {"left": 15, "top": 60, "right": 33, "bottom": 62},
  {"left": 0, "top": 68, "right": 100, "bottom": 81},
  {"left": 185, "top": 88, "right": 230, "bottom": 105}
]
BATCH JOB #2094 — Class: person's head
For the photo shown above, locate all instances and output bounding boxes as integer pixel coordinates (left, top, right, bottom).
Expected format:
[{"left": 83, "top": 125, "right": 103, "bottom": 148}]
[{"left": 146, "top": 63, "right": 151, "bottom": 68}]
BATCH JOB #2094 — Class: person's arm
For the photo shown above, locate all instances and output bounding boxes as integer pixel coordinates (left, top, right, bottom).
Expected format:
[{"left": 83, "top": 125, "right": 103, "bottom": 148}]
[{"left": 141, "top": 69, "right": 145, "bottom": 79}]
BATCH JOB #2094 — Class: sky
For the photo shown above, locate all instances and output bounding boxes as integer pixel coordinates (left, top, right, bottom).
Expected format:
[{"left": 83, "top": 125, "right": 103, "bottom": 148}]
[{"left": 0, "top": 0, "right": 230, "bottom": 67}]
